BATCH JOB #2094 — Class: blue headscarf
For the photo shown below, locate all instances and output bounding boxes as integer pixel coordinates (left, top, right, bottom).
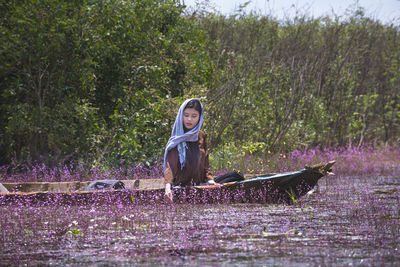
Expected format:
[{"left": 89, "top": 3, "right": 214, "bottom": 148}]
[{"left": 163, "top": 98, "right": 204, "bottom": 173}]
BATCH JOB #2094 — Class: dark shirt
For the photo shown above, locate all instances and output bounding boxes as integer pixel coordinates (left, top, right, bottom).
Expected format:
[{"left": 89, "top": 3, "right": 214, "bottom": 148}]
[{"left": 164, "top": 131, "right": 213, "bottom": 186}]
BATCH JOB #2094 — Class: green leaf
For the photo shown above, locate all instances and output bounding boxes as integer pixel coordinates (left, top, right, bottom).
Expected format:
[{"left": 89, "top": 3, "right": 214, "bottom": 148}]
[{"left": 67, "top": 229, "right": 83, "bottom": 235}]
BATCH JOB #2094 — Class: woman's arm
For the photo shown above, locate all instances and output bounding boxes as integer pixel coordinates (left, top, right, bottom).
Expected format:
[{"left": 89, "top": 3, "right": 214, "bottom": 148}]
[
  {"left": 164, "top": 150, "right": 177, "bottom": 201},
  {"left": 164, "top": 158, "right": 175, "bottom": 185}
]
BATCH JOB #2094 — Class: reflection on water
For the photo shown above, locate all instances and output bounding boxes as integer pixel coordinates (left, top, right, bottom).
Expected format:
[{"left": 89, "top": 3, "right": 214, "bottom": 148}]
[{"left": 1, "top": 175, "right": 399, "bottom": 266}]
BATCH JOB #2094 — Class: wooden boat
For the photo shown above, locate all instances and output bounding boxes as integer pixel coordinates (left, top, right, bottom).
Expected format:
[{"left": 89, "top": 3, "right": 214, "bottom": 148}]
[{"left": 0, "top": 161, "right": 335, "bottom": 206}]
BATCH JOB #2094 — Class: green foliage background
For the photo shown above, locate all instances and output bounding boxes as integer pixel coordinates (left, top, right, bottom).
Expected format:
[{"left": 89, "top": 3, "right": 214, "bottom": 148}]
[{"left": 1, "top": 0, "right": 399, "bottom": 169}]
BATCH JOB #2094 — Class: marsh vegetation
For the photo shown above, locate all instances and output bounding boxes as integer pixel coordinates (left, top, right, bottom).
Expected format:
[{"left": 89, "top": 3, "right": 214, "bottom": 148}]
[
  {"left": 1, "top": 147, "right": 399, "bottom": 265},
  {"left": 1, "top": 1, "right": 399, "bottom": 265}
]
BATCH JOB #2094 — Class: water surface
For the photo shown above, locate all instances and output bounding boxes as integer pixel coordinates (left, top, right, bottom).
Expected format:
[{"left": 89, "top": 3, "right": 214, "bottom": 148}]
[{"left": 1, "top": 174, "right": 399, "bottom": 266}]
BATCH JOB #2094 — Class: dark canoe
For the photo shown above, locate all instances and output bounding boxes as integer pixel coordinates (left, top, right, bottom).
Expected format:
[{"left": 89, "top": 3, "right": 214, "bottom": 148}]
[{"left": 0, "top": 161, "right": 335, "bottom": 206}]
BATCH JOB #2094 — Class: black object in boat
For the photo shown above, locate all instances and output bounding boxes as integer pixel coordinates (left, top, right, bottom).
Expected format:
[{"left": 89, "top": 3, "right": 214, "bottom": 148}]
[
  {"left": 86, "top": 180, "right": 125, "bottom": 191},
  {"left": 214, "top": 171, "right": 245, "bottom": 184}
]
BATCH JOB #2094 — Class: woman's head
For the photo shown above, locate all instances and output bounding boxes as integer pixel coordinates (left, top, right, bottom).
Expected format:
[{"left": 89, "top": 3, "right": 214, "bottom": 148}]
[
  {"left": 183, "top": 99, "right": 202, "bottom": 130},
  {"left": 163, "top": 98, "right": 204, "bottom": 172}
]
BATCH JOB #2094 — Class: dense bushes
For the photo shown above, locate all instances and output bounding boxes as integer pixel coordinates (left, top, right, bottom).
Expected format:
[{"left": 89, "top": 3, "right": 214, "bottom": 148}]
[
  {"left": 0, "top": 0, "right": 205, "bottom": 167},
  {"left": 0, "top": 0, "right": 399, "bottom": 169},
  {"left": 202, "top": 12, "right": 400, "bottom": 153}
]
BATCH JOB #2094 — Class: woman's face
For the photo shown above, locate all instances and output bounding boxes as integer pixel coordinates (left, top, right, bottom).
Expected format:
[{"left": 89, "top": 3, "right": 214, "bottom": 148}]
[{"left": 183, "top": 108, "right": 200, "bottom": 130}]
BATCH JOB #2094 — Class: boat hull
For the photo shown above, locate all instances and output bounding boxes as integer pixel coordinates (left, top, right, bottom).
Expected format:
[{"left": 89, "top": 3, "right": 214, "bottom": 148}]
[{"left": 0, "top": 161, "right": 335, "bottom": 206}]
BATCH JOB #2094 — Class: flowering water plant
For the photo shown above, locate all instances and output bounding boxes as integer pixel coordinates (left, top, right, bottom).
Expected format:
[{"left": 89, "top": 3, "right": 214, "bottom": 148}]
[
  {"left": 0, "top": 145, "right": 399, "bottom": 265},
  {"left": 1, "top": 145, "right": 398, "bottom": 183}
]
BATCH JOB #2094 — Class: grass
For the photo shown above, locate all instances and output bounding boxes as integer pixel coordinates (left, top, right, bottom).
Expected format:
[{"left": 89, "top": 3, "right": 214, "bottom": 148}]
[
  {"left": 211, "top": 144, "right": 400, "bottom": 177},
  {"left": 1, "top": 145, "right": 398, "bottom": 183}
]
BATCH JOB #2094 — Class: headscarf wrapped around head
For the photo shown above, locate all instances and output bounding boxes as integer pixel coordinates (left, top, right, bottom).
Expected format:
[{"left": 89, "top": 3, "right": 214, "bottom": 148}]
[{"left": 163, "top": 98, "right": 204, "bottom": 173}]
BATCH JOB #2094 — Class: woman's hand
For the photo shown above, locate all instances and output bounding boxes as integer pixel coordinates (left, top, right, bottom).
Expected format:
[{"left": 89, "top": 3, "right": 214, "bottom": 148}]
[{"left": 164, "top": 183, "right": 173, "bottom": 202}]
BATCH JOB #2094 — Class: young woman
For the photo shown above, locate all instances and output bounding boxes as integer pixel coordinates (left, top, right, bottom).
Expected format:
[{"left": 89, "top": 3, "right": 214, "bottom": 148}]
[{"left": 163, "top": 98, "right": 215, "bottom": 201}]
